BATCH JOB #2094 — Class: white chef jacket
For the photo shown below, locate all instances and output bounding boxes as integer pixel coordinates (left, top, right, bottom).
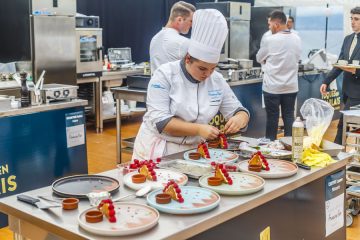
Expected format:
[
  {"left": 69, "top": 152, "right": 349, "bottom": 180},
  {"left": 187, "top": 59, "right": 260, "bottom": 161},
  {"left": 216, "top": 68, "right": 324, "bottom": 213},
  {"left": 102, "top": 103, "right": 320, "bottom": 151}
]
[
  {"left": 149, "top": 28, "right": 189, "bottom": 73},
  {"left": 256, "top": 30, "right": 301, "bottom": 94},
  {"left": 132, "top": 60, "right": 249, "bottom": 160}
]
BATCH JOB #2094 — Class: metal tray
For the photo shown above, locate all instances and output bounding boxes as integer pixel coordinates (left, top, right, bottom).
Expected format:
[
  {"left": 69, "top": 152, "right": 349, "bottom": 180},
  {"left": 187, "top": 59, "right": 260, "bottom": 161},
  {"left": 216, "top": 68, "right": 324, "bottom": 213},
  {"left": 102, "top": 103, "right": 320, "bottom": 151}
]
[
  {"left": 157, "top": 159, "right": 212, "bottom": 179},
  {"left": 52, "top": 175, "right": 120, "bottom": 198}
]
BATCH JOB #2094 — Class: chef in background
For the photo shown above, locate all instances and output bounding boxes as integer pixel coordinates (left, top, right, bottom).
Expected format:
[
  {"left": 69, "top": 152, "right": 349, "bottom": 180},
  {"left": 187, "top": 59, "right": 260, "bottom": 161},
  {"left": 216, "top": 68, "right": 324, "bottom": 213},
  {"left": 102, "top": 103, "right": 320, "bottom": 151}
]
[
  {"left": 149, "top": 1, "right": 195, "bottom": 73},
  {"left": 133, "top": 9, "right": 250, "bottom": 161}
]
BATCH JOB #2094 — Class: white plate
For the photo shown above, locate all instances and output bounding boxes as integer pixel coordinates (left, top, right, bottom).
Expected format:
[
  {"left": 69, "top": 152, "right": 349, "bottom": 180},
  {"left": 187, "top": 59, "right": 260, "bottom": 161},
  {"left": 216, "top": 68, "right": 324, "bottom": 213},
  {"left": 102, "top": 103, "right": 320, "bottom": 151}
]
[
  {"left": 183, "top": 148, "right": 239, "bottom": 164},
  {"left": 124, "top": 168, "right": 188, "bottom": 190},
  {"left": 237, "top": 159, "right": 298, "bottom": 179},
  {"left": 199, "top": 172, "right": 265, "bottom": 195},
  {"left": 78, "top": 202, "right": 159, "bottom": 236},
  {"left": 147, "top": 186, "right": 220, "bottom": 214}
]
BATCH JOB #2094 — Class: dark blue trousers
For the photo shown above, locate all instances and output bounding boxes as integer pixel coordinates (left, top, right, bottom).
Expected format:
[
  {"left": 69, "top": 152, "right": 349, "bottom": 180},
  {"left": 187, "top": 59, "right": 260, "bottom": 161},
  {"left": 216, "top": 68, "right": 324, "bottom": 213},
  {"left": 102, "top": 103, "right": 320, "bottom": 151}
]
[{"left": 263, "top": 91, "right": 298, "bottom": 140}]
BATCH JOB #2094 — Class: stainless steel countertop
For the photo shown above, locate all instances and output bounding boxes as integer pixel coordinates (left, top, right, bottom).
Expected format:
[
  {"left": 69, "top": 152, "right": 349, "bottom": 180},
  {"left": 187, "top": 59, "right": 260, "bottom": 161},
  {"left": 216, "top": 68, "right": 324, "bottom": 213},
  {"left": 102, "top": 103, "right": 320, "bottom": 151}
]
[
  {"left": 0, "top": 151, "right": 351, "bottom": 240},
  {"left": 0, "top": 80, "right": 20, "bottom": 90},
  {"left": 101, "top": 68, "right": 144, "bottom": 77},
  {"left": 0, "top": 99, "right": 88, "bottom": 118},
  {"left": 227, "top": 69, "right": 329, "bottom": 87}
]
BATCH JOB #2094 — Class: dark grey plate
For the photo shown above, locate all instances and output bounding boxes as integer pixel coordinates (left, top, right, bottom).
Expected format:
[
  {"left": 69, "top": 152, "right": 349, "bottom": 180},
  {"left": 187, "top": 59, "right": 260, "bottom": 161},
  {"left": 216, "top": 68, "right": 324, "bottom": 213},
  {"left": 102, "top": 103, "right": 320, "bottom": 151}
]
[{"left": 52, "top": 175, "right": 120, "bottom": 198}]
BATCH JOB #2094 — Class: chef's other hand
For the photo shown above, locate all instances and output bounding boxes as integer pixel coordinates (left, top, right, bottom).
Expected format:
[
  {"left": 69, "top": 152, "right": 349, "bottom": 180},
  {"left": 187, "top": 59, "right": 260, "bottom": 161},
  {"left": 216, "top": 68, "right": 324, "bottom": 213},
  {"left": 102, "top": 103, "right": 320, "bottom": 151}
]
[
  {"left": 197, "top": 124, "right": 220, "bottom": 140},
  {"left": 223, "top": 111, "right": 249, "bottom": 134},
  {"left": 320, "top": 84, "right": 328, "bottom": 95}
]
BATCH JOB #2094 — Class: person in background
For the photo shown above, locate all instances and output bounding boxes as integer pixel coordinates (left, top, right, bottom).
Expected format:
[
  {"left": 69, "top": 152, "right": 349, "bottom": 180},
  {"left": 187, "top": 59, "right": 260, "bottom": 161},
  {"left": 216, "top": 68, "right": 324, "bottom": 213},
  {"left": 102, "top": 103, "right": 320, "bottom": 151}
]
[
  {"left": 287, "top": 16, "right": 298, "bottom": 34},
  {"left": 320, "top": 7, "right": 360, "bottom": 144},
  {"left": 260, "top": 16, "right": 272, "bottom": 47},
  {"left": 256, "top": 10, "right": 302, "bottom": 141},
  {"left": 149, "top": 1, "right": 195, "bottom": 73},
  {"left": 132, "top": 9, "right": 250, "bottom": 161}
]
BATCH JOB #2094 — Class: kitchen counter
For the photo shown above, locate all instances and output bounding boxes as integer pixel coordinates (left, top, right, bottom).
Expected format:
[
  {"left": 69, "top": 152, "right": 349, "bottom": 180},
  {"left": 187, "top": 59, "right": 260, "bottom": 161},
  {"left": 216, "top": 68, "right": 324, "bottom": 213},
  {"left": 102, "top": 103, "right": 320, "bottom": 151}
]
[
  {"left": 0, "top": 98, "right": 88, "bottom": 227},
  {"left": 0, "top": 151, "right": 351, "bottom": 239},
  {"left": 0, "top": 99, "right": 88, "bottom": 118}
]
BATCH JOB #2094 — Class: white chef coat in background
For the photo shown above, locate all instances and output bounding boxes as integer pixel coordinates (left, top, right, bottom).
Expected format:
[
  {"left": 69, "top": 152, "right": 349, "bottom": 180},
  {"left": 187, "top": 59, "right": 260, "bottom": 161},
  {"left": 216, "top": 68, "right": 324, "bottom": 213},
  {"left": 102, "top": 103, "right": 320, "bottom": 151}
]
[
  {"left": 132, "top": 60, "right": 248, "bottom": 160},
  {"left": 149, "top": 28, "right": 189, "bottom": 73},
  {"left": 256, "top": 31, "right": 301, "bottom": 94}
]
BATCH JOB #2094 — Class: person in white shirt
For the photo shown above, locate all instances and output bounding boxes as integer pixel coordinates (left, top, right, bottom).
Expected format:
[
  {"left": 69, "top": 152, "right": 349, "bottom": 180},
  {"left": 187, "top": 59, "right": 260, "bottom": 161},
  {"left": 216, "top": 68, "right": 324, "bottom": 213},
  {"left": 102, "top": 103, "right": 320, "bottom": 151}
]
[
  {"left": 149, "top": 1, "right": 195, "bottom": 73},
  {"left": 256, "top": 10, "right": 301, "bottom": 140},
  {"left": 287, "top": 16, "right": 299, "bottom": 34},
  {"left": 133, "top": 9, "right": 250, "bottom": 161}
]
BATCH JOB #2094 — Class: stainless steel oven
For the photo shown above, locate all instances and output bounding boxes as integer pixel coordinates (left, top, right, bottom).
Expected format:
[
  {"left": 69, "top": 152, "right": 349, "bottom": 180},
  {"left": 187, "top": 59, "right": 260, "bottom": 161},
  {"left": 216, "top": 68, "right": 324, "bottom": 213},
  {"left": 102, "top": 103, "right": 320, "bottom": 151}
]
[{"left": 76, "top": 28, "right": 103, "bottom": 78}]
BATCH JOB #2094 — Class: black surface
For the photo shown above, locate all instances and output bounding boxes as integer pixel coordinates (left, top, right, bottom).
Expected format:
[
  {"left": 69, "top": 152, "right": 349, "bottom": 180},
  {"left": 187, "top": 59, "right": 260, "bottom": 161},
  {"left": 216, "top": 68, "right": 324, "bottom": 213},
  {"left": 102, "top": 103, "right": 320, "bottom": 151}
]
[
  {"left": 126, "top": 75, "right": 151, "bottom": 89},
  {"left": 52, "top": 175, "right": 119, "bottom": 198},
  {"left": 0, "top": 0, "right": 31, "bottom": 62}
]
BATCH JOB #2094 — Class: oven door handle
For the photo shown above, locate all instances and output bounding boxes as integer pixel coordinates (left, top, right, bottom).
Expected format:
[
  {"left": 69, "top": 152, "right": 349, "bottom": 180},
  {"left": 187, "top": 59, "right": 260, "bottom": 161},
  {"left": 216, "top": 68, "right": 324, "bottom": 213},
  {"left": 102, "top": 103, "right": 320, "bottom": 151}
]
[{"left": 97, "top": 46, "right": 103, "bottom": 61}]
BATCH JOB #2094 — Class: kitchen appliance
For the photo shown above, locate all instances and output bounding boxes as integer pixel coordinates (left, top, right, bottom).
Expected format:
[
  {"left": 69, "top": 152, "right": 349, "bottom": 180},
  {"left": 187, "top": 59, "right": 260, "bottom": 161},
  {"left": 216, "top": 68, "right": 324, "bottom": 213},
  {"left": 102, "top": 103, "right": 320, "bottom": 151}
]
[
  {"left": 76, "top": 16, "right": 100, "bottom": 28},
  {"left": 31, "top": 0, "right": 77, "bottom": 85},
  {"left": 76, "top": 28, "right": 103, "bottom": 78},
  {"left": 250, "top": 6, "right": 296, "bottom": 67},
  {"left": 197, "top": 2, "right": 251, "bottom": 61},
  {"left": 108, "top": 48, "right": 133, "bottom": 67},
  {"left": 41, "top": 84, "right": 78, "bottom": 103},
  {"left": 126, "top": 75, "right": 151, "bottom": 89}
]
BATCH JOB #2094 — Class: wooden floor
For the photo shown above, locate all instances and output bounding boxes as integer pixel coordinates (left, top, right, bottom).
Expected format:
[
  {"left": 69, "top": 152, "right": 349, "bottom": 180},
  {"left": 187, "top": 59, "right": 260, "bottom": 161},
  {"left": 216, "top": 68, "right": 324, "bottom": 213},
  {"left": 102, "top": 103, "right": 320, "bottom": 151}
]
[{"left": 0, "top": 117, "right": 359, "bottom": 239}]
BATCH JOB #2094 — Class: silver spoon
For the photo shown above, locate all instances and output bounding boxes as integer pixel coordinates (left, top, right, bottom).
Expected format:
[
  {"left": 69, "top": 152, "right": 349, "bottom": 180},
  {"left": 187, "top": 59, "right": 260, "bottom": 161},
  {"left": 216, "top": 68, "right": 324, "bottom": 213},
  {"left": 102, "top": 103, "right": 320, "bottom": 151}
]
[{"left": 113, "top": 185, "right": 152, "bottom": 202}]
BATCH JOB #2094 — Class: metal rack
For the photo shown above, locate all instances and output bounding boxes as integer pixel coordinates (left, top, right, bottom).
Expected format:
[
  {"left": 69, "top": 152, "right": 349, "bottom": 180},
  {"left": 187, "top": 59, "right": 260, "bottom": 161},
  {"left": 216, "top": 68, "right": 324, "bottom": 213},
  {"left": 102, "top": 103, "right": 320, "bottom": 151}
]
[{"left": 342, "top": 105, "right": 360, "bottom": 226}]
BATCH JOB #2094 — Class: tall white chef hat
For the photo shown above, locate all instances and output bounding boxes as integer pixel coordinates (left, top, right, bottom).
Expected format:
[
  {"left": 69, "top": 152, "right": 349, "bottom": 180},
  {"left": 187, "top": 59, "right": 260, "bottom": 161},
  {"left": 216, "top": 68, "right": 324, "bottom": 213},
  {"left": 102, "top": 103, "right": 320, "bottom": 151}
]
[{"left": 188, "top": 9, "right": 228, "bottom": 64}]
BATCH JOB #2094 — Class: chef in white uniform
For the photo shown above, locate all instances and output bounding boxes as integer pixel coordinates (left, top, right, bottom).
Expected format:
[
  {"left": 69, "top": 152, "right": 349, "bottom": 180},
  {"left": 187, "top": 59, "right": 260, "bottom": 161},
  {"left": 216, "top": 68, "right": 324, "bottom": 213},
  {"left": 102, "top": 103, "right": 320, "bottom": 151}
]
[
  {"left": 133, "top": 9, "right": 250, "bottom": 161},
  {"left": 149, "top": 1, "right": 196, "bottom": 73}
]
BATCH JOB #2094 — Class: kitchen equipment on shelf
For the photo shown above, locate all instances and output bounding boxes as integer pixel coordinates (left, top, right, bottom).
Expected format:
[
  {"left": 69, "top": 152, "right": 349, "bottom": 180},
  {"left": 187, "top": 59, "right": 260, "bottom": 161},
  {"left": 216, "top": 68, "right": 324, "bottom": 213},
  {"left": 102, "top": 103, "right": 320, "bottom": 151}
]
[{"left": 41, "top": 84, "right": 78, "bottom": 103}]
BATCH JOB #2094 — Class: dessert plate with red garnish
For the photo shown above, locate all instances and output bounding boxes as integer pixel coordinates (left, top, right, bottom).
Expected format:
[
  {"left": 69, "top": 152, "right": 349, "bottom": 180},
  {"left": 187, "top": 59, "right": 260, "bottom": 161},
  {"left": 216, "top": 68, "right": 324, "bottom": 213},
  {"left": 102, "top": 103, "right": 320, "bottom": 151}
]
[
  {"left": 183, "top": 148, "right": 239, "bottom": 164},
  {"left": 199, "top": 172, "right": 265, "bottom": 195},
  {"left": 124, "top": 169, "right": 188, "bottom": 190},
  {"left": 78, "top": 202, "right": 159, "bottom": 236},
  {"left": 147, "top": 186, "right": 220, "bottom": 214},
  {"left": 238, "top": 159, "right": 298, "bottom": 178}
]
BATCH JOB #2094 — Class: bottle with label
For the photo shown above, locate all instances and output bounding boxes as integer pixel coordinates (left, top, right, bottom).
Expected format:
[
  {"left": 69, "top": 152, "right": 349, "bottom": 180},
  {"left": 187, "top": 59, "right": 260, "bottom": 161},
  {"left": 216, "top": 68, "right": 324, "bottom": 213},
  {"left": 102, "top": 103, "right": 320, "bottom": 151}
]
[
  {"left": 292, "top": 117, "right": 304, "bottom": 163},
  {"left": 20, "top": 72, "right": 30, "bottom": 107}
]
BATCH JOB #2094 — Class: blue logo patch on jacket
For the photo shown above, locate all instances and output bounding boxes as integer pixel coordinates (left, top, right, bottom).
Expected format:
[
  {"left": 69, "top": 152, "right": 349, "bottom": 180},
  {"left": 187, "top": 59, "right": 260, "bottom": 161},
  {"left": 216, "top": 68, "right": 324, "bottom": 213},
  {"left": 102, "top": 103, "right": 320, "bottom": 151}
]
[{"left": 151, "top": 83, "right": 165, "bottom": 89}]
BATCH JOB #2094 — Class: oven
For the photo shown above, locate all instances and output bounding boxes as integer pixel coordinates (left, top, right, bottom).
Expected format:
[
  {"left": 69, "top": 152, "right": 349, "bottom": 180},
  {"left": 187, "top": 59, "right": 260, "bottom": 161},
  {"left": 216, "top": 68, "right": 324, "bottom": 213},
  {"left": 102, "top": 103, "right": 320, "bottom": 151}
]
[{"left": 76, "top": 28, "right": 103, "bottom": 78}]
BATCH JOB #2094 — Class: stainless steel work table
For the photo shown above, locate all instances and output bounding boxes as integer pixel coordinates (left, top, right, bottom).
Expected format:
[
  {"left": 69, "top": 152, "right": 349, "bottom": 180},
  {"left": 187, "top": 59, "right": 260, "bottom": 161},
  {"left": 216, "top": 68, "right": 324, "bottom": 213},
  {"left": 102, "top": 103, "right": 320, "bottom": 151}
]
[
  {"left": 0, "top": 99, "right": 88, "bottom": 117},
  {"left": 0, "top": 151, "right": 351, "bottom": 240},
  {"left": 97, "top": 69, "right": 144, "bottom": 133},
  {"left": 111, "top": 86, "right": 147, "bottom": 163}
]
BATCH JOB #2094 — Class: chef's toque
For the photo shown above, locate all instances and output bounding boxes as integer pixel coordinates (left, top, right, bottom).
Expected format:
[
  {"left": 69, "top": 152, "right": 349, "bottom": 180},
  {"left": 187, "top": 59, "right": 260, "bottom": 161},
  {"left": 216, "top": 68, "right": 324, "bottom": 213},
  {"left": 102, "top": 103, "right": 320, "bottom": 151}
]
[{"left": 188, "top": 9, "right": 228, "bottom": 63}]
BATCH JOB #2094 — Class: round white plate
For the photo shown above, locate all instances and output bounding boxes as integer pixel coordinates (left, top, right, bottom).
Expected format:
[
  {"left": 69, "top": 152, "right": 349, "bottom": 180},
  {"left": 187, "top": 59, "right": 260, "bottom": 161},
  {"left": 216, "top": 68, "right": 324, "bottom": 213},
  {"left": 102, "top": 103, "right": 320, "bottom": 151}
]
[
  {"left": 183, "top": 148, "right": 239, "bottom": 164},
  {"left": 199, "top": 172, "right": 265, "bottom": 195},
  {"left": 147, "top": 186, "right": 220, "bottom": 214},
  {"left": 78, "top": 202, "right": 159, "bottom": 236},
  {"left": 124, "top": 169, "right": 188, "bottom": 190},
  {"left": 237, "top": 159, "right": 298, "bottom": 179}
]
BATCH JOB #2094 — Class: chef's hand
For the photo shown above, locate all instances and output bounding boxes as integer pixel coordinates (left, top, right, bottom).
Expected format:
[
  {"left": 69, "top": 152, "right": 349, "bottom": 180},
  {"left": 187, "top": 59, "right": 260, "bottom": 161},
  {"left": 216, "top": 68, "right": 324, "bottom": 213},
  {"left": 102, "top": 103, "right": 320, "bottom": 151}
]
[
  {"left": 197, "top": 124, "right": 220, "bottom": 140},
  {"left": 223, "top": 111, "right": 249, "bottom": 134},
  {"left": 320, "top": 84, "right": 328, "bottom": 95}
]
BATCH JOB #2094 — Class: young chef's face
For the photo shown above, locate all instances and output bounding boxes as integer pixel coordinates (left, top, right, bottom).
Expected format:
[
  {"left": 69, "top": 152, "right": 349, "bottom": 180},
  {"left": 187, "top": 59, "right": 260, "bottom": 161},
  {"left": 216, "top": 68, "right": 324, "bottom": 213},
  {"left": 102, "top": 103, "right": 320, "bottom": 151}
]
[
  {"left": 179, "top": 12, "right": 193, "bottom": 34},
  {"left": 185, "top": 55, "right": 217, "bottom": 81},
  {"left": 351, "top": 14, "right": 360, "bottom": 33}
]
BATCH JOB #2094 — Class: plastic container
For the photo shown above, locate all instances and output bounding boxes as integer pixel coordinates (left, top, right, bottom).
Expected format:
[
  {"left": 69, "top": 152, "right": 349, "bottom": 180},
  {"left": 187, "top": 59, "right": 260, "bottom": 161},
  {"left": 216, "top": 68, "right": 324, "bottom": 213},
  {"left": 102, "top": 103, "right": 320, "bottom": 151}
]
[{"left": 292, "top": 117, "right": 304, "bottom": 163}]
